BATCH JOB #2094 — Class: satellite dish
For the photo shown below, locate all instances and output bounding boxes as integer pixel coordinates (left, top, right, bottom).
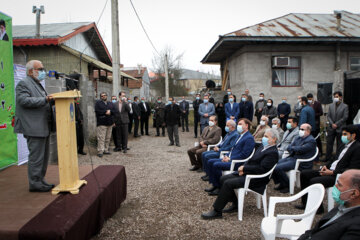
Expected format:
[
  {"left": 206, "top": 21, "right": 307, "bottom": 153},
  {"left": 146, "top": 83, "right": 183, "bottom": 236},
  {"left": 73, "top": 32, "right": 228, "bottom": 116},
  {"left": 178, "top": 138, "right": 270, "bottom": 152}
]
[{"left": 206, "top": 80, "right": 216, "bottom": 88}]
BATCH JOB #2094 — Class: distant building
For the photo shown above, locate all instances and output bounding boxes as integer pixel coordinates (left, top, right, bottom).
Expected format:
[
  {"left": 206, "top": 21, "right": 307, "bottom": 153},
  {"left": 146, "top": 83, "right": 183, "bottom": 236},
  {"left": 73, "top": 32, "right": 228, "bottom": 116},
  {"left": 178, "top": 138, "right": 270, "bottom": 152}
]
[
  {"left": 176, "top": 69, "right": 220, "bottom": 94},
  {"left": 122, "top": 66, "right": 150, "bottom": 99}
]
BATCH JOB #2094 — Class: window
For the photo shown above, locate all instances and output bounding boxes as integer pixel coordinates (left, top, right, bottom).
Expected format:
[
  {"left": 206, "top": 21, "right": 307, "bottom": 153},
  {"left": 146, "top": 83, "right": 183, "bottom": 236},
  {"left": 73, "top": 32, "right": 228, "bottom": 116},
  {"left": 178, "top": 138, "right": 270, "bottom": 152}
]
[
  {"left": 350, "top": 57, "right": 360, "bottom": 71},
  {"left": 272, "top": 56, "right": 301, "bottom": 87}
]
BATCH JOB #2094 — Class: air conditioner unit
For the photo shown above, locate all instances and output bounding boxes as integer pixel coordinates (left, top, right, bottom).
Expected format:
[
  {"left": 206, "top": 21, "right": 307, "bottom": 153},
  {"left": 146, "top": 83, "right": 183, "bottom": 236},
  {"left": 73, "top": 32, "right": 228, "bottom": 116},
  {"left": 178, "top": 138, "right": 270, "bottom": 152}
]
[{"left": 273, "top": 57, "right": 290, "bottom": 67}]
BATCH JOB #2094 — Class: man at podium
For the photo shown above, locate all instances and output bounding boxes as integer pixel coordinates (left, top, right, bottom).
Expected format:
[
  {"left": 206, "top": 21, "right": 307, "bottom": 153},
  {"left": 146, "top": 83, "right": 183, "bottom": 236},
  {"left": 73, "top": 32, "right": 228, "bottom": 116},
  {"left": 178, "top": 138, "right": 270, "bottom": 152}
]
[{"left": 14, "top": 60, "right": 54, "bottom": 192}]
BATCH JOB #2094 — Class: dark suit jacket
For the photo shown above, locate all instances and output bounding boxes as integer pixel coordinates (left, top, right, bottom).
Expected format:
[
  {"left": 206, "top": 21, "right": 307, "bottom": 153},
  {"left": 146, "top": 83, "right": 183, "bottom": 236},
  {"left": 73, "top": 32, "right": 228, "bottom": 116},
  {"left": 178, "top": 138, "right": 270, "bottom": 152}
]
[
  {"left": 242, "top": 145, "right": 279, "bottom": 194},
  {"left": 113, "top": 101, "right": 130, "bottom": 125},
  {"left": 239, "top": 101, "right": 254, "bottom": 121},
  {"left": 199, "top": 125, "right": 222, "bottom": 145},
  {"left": 95, "top": 100, "right": 114, "bottom": 126},
  {"left": 179, "top": 100, "right": 189, "bottom": 115},
  {"left": 298, "top": 206, "right": 360, "bottom": 240},
  {"left": 286, "top": 135, "right": 317, "bottom": 169},
  {"left": 229, "top": 131, "right": 255, "bottom": 161},
  {"left": 193, "top": 99, "right": 203, "bottom": 116},
  {"left": 326, "top": 140, "right": 360, "bottom": 175},
  {"left": 132, "top": 102, "right": 141, "bottom": 118},
  {"left": 218, "top": 130, "right": 239, "bottom": 151},
  {"left": 165, "top": 103, "right": 181, "bottom": 126},
  {"left": 328, "top": 102, "right": 349, "bottom": 133},
  {"left": 139, "top": 102, "right": 151, "bottom": 118}
]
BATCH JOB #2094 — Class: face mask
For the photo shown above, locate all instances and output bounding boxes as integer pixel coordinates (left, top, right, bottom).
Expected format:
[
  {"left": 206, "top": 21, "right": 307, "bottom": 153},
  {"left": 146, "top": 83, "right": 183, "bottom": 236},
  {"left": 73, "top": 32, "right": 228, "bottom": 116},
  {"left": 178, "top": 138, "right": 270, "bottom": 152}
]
[
  {"left": 225, "top": 126, "right": 230, "bottom": 132},
  {"left": 299, "top": 130, "right": 305, "bottom": 137},
  {"left": 141, "top": 100, "right": 145, "bottom": 103},
  {"left": 168, "top": 101, "right": 172, "bottom": 105},
  {"left": 260, "top": 121, "right": 265, "bottom": 126},
  {"left": 209, "top": 121, "right": 215, "bottom": 127},
  {"left": 229, "top": 98, "right": 234, "bottom": 103},
  {"left": 204, "top": 99, "right": 208, "bottom": 103},
  {"left": 282, "top": 100, "right": 286, "bottom": 103},
  {"left": 157, "top": 100, "right": 162, "bottom": 103},
  {"left": 259, "top": 97, "right": 264, "bottom": 100},
  {"left": 341, "top": 135, "right": 350, "bottom": 145},
  {"left": 227, "top": 92, "right": 231, "bottom": 95},
  {"left": 128, "top": 100, "right": 132, "bottom": 103},
  {"left": 332, "top": 186, "right": 354, "bottom": 205},
  {"left": 272, "top": 124, "right": 278, "bottom": 129},
  {"left": 112, "top": 100, "right": 116, "bottom": 103},
  {"left": 267, "top": 103, "right": 272, "bottom": 107},
  {"left": 262, "top": 137, "right": 269, "bottom": 147},
  {"left": 297, "top": 99, "right": 301, "bottom": 103},
  {"left": 196, "top": 97, "right": 200, "bottom": 100},
  {"left": 37, "top": 70, "right": 46, "bottom": 81},
  {"left": 286, "top": 122, "right": 292, "bottom": 130},
  {"left": 121, "top": 97, "right": 126, "bottom": 101},
  {"left": 241, "top": 97, "right": 246, "bottom": 102},
  {"left": 237, "top": 125, "right": 243, "bottom": 134},
  {"left": 308, "top": 100, "right": 312, "bottom": 104},
  {"left": 334, "top": 97, "right": 340, "bottom": 103}
]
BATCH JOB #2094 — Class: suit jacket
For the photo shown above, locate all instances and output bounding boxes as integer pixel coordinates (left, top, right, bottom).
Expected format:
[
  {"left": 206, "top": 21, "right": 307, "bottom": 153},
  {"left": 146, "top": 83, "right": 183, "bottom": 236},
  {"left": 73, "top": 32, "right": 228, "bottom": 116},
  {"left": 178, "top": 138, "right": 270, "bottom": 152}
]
[
  {"left": 253, "top": 125, "right": 270, "bottom": 142},
  {"left": 242, "top": 145, "right": 279, "bottom": 194},
  {"left": 239, "top": 101, "right": 254, "bottom": 121},
  {"left": 262, "top": 106, "right": 277, "bottom": 119},
  {"left": 299, "top": 105, "right": 316, "bottom": 131},
  {"left": 179, "top": 100, "right": 189, "bottom": 115},
  {"left": 139, "top": 102, "right": 151, "bottom": 118},
  {"left": 132, "top": 102, "right": 141, "bottom": 118},
  {"left": 298, "top": 206, "right": 360, "bottom": 240},
  {"left": 113, "top": 101, "right": 130, "bottom": 125},
  {"left": 165, "top": 103, "right": 181, "bottom": 126},
  {"left": 277, "top": 102, "right": 291, "bottom": 118},
  {"left": 199, "top": 125, "right": 222, "bottom": 145},
  {"left": 193, "top": 99, "right": 203, "bottom": 117},
  {"left": 328, "top": 102, "right": 349, "bottom": 133},
  {"left": 225, "top": 102, "right": 240, "bottom": 120},
  {"left": 198, "top": 102, "right": 215, "bottom": 125},
  {"left": 14, "top": 76, "right": 52, "bottom": 137},
  {"left": 228, "top": 131, "right": 255, "bottom": 161},
  {"left": 95, "top": 100, "right": 114, "bottom": 126},
  {"left": 310, "top": 100, "right": 323, "bottom": 128},
  {"left": 326, "top": 140, "right": 360, "bottom": 175},
  {"left": 287, "top": 135, "right": 316, "bottom": 169},
  {"left": 218, "top": 130, "right": 239, "bottom": 151},
  {"left": 278, "top": 127, "right": 299, "bottom": 156}
]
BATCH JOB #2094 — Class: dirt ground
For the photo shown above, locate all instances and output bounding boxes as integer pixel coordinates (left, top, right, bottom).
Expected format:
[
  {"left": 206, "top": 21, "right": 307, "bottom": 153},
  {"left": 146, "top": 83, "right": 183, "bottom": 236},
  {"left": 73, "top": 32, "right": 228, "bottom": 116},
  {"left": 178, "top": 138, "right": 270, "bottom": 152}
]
[{"left": 78, "top": 127, "right": 325, "bottom": 240}]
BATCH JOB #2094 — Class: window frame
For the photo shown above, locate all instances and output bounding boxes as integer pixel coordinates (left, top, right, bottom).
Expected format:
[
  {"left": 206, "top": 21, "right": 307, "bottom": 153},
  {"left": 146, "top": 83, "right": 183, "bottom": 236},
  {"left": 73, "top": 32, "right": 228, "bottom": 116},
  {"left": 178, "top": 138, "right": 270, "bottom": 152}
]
[
  {"left": 271, "top": 56, "right": 301, "bottom": 87},
  {"left": 350, "top": 56, "right": 360, "bottom": 71}
]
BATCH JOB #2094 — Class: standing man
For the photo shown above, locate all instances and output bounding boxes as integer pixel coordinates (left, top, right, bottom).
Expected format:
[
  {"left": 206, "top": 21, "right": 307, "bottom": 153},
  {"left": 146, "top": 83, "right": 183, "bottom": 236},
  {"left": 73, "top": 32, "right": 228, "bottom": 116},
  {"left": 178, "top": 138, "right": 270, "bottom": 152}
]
[
  {"left": 127, "top": 97, "right": 134, "bottom": 134},
  {"left": 307, "top": 93, "right": 324, "bottom": 157},
  {"left": 277, "top": 116, "right": 299, "bottom": 158},
  {"left": 244, "top": 89, "right": 253, "bottom": 103},
  {"left": 95, "top": 92, "right": 114, "bottom": 157},
  {"left": 277, "top": 97, "right": 291, "bottom": 130},
  {"left": 254, "top": 93, "right": 266, "bottom": 125},
  {"left": 198, "top": 95, "right": 215, "bottom": 134},
  {"left": 165, "top": 97, "right": 181, "bottom": 147},
  {"left": 14, "top": 60, "right": 54, "bottom": 192},
  {"left": 223, "top": 88, "right": 237, "bottom": 104},
  {"left": 193, "top": 93, "right": 203, "bottom": 138},
  {"left": 180, "top": 96, "right": 189, "bottom": 132},
  {"left": 225, "top": 94, "right": 240, "bottom": 122},
  {"left": 326, "top": 91, "right": 349, "bottom": 161},
  {"left": 110, "top": 96, "right": 118, "bottom": 150},
  {"left": 75, "top": 97, "right": 86, "bottom": 155},
  {"left": 239, "top": 94, "right": 254, "bottom": 121},
  {"left": 113, "top": 91, "right": 130, "bottom": 153},
  {"left": 299, "top": 96, "right": 316, "bottom": 135},
  {"left": 132, "top": 96, "right": 141, "bottom": 137},
  {"left": 139, "top": 97, "right": 151, "bottom": 136},
  {"left": 154, "top": 97, "right": 166, "bottom": 136}
]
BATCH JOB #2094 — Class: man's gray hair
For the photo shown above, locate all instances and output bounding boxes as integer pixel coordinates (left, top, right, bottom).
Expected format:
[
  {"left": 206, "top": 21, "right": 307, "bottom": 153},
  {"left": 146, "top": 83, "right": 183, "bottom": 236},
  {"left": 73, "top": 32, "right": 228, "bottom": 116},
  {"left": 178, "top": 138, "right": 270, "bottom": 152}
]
[
  {"left": 272, "top": 117, "right": 281, "bottom": 124},
  {"left": 227, "top": 119, "right": 236, "bottom": 128},
  {"left": 351, "top": 173, "right": 360, "bottom": 190},
  {"left": 25, "top": 60, "right": 37, "bottom": 75},
  {"left": 261, "top": 116, "right": 269, "bottom": 122},
  {"left": 265, "top": 128, "right": 280, "bottom": 144}
]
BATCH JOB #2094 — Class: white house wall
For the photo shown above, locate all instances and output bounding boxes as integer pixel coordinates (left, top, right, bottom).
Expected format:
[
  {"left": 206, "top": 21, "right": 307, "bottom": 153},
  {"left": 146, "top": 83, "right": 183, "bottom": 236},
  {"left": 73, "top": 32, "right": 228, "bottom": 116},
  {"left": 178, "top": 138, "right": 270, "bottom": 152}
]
[{"left": 63, "top": 33, "right": 99, "bottom": 60}]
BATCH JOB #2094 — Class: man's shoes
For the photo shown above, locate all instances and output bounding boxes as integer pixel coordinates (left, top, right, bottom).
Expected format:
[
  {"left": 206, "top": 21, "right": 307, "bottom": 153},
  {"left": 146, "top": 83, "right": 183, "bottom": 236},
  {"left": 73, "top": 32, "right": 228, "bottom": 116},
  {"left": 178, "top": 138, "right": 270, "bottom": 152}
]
[
  {"left": 29, "top": 184, "right": 52, "bottom": 192},
  {"left": 201, "top": 175, "right": 209, "bottom": 181},
  {"left": 168, "top": 143, "right": 174, "bottom": 146},
  {"left": 176, "top": 144, "right": 181, "bottom": 147},
  {"left": 208, "top": 188, "right": 220, "bottom": 196},
  {"left": 196, "top": 168, "right": 203, "bottom": 172},
  {"left": 205, "top": 186, "right": 217, "bottom": 192},
  {"left": 295, "top": 204, "right": 306, "bottom": 210},
  {"left": 162, "top": 133, "right": 165, "bottom": 137},
  {"left": 97, "top": 153, "right": 103, "bottom": 158},
  {"left": 182, "top": 130, "right": 185, "bottom": 132},
  {"left": 126, "top": 147, "right": 130, "bottom": 150},
  {"left": 42, "top": 179, "right": 55, "bottom": 188},
  {"left": 113, "top": 148, "right": 121, "bottom": 152},
  {"left": 123, "top": 149, "right": 127, "bottom": 153},
  {"left": 316, "top": 206, "right": 324, "bottom": 215},
  {"left": 103, "top": 152, "right": 111, "bottom": 155},
  {"left": 186, "top": 129, "right": 189, "bottom": 132},
  {"left": 201, "top": 209, "right": 222, "bottom": 220},
  {"left": 280, "top": 187, "right": 289, "bottom": 193},
  {"left": 222, "top": 204, "right": 238, "bottom": 213},
  {"left": 78, "top": 151, "right": 87, "bottom": 155},
  {"left": 194, "top": 136, "right": 197, "bottom": 138},
  {"left": 134, "top": 135, "right": 140, "bottom": 138},
  {"left": 156, "top": 134, "right": 160, "bottom": 137},
  {"left": 189, "top": 166, "right": 200, "bottom": 171},
  {"left": 146, "top": 133, "right": 150, "bottom": 136}
]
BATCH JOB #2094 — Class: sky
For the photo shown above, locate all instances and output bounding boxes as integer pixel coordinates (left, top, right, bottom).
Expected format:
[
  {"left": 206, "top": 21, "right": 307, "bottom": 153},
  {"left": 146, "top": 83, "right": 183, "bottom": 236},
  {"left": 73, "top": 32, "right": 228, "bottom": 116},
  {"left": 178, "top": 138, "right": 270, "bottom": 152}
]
[{"left": 1, "top": 0, "right": 360, "bottom": 75}]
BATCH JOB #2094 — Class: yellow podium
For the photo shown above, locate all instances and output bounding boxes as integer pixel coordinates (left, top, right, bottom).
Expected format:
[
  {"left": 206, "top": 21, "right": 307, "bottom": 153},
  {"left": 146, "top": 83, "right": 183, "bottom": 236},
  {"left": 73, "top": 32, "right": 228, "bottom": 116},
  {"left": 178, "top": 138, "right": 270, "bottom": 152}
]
[{"left": 51, "top": 90, "right": 87, "bottom": 194}]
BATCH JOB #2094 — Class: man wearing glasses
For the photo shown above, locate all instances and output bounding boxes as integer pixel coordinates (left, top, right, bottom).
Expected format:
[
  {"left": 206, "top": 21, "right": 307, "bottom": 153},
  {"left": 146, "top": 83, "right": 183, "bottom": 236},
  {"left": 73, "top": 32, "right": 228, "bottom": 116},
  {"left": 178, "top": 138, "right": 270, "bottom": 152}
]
[
  {"left": 14, "top": 60, "right": 54, "bottom": 192},
  {"left": 95, "top": 92, "right": 114, "bottom": 157}
]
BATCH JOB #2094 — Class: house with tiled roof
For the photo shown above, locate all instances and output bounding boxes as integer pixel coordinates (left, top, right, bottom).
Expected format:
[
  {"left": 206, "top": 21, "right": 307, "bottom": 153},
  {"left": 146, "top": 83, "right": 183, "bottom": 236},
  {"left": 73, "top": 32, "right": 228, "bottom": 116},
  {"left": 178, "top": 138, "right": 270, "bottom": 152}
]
[{"left": 122, "top": 66, "right": 150, "bottom": 99}]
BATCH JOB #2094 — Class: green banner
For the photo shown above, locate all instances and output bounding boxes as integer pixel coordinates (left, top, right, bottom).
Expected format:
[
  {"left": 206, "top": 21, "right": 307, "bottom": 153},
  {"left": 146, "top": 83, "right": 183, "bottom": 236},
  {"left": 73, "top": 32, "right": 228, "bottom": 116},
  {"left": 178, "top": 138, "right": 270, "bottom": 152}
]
[{"left": 0, "top": 12, "right": 17, "bottom": 169}]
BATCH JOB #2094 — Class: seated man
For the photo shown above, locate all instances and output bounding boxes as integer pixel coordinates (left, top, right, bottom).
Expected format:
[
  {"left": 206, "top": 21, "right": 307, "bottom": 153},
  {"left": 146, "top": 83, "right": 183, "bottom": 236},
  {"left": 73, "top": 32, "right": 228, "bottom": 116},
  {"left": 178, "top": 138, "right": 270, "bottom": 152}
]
[
  {"left": 271, "top": 117, "right": 284, "bottom": 140},
  {"left": 204, "top": 118, "right": 255, "bottom": 195},
  {"left": 253, "top": 116, "right": 270, "bottom": 142},
  {"left": 201, "top": 128, "right": 279, "bottom": 219},
  {"left": 201, "top": 119, "right": 239, "bottom": 181},
  {"left": 296, "top": 125, "right": 360, "bottom": 213},
  {"left": 298, "top": 169, "right": 360, "bottom": 240},
  {"left": 272, "top": 123, "right": 316, "bottom": 193},
  {"left": 187, "top": 115, "right": 221, "bottom": 171},
  {"left": 277, "top": 116, "right": 299, "bottom": 158}
]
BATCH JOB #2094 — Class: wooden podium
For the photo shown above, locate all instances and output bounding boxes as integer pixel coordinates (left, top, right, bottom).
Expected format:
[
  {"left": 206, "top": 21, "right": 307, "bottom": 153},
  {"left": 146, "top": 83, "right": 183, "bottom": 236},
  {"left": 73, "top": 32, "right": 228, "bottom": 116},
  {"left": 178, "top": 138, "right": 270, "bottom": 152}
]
[{"left": 51, "top": 90, "right": 87, "bottom": 194}]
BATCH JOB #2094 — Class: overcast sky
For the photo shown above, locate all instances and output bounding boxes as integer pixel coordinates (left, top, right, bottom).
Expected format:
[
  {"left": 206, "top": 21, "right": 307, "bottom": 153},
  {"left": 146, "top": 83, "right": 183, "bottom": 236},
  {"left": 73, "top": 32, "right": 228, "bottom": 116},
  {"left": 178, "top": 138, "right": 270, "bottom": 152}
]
[{"left": 1, "top": 0, "right": 359, "bottom": 74}]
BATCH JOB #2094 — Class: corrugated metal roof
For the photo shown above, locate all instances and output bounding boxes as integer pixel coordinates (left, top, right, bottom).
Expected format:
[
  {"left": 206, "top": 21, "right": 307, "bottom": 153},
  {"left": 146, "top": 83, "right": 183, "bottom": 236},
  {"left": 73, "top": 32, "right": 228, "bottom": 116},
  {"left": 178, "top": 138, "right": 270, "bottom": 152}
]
[
  {"left": 13, "top": 22, "right": 91, "bottom": 39},
  {"left": 178, "top": 69, "right": 220, "bottom": 80},
  {"left": 225, "top": 11, "right": 360, "bottom": 38}
]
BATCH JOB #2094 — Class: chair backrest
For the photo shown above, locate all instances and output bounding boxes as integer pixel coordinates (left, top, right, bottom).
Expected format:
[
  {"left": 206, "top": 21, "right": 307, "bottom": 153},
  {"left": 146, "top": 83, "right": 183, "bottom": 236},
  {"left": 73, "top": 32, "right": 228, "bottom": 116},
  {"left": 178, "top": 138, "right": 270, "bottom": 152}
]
[
  {"left": 244, "top": 164, "right": 277, "bottom": 191},
  {"left": 207, "top": 136, "right": 223, "bottom": 151},
  {"left": 229, "top": 148, "right": 255, "bottom": 171},
  {"left": 294, "top": 147, "right": 319, "bottom": 171},
  {"left": 301, "top": 184, "right": 325, "bottom": 227}
]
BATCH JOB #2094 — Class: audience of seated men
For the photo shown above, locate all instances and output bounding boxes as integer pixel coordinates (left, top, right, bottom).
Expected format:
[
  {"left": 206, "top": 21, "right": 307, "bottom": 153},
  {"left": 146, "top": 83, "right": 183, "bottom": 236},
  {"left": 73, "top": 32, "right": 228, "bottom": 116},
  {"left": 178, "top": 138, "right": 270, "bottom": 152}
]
[
  {"left": 271, "top": 117, "right": 284, "bottom": 140},
  {"left": 296, "top": 124, "right": 360, "bottom": 213},
  {"left": 298, "top": 169, "right": 360, "bottom": 240},
  {"left": 201, "top": 119, "right": 239, "bottom": 181},
  {"left": 272, "top": 123, "right": 316, "bottom": 193},
  {"left": 253, "top": 116, "right": 270, "bottom": 142},
  {"left": 277, "top": 116, "right": 299, "bottom": 158},
  {"left": 204, "top": 118, "right": 255, "bottom": 196},
  {"left": 201, "top": 128, "right": 279, "bottom": 219},
  {"left": 187, "top": 115, "right": 221, "bottom": 171}
]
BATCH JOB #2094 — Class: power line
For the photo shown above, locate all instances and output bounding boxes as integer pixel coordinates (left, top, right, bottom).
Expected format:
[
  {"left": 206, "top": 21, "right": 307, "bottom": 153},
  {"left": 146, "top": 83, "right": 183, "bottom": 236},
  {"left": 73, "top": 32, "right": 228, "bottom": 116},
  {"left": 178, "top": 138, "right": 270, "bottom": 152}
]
[{"left": 129, "top": 0, "right": 160, "bottom": 56}]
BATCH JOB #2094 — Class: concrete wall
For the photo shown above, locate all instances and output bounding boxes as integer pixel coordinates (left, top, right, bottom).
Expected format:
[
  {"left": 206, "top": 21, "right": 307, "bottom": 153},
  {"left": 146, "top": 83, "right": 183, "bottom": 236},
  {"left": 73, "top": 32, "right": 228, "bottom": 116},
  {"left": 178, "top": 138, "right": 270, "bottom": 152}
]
[{"left": 227, "top": 44, "right": 360, "bottom": 110}]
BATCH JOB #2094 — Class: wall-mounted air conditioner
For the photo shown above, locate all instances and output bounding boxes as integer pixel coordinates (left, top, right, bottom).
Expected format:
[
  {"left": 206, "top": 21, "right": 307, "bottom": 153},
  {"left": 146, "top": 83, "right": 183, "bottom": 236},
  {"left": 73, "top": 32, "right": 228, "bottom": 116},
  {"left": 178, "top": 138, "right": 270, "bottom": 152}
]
[{"left": 273, "top": 57, "right": 290, "bottom": 67}]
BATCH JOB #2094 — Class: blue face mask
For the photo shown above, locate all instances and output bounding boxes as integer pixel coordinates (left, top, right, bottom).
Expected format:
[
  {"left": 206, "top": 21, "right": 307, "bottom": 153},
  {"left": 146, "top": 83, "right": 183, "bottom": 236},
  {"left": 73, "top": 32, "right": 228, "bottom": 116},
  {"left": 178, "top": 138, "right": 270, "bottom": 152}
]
[
  {"left": 196, "top": 97, "right": 200, "bottom": 100},
  {"left": 141, "top": 100, "right": 145, "bottom": 103},
  {"left": 37, "top": 70, "right": 46, "bottom": 81},
  {"left": 286, "top": 122, "right": 292, "bottom": 130},
  {"left": 241, "top": 97, "right": 246, "bottom": 102},
  {"left": 229, "top": 98, "right": 234, "bottom": 103},
  {"left": 262, "top": 136, "right": 269, "bottom": 147},
  {"left": 227, "top": 91, "right": 231, "bottom": 95},
  {"left": 341, "top": 135, "right": 350, "bottom": 145},
  {"left": 332, "top": 185, "right": 354, "bottom": 205},
  {"left": 168, "top": 101, "right": 172, "bottom": 105},
  {"left": 225, "top": 126, "right": 230, "bottom": 132},
  {"left": 112, "top": 100, "right": 116, "bottom": 103},
  {"left": 203, "top": 99, "right": 208, "bottom": 103},
  {"left": 128, "top": 100, "right": 132, "bottom": 103},
  {"left": 282, "top": 100, "right": 286, "bottom": 103},
  {"left": 237, "top": 125, "right": 243, "bottom": 134}
]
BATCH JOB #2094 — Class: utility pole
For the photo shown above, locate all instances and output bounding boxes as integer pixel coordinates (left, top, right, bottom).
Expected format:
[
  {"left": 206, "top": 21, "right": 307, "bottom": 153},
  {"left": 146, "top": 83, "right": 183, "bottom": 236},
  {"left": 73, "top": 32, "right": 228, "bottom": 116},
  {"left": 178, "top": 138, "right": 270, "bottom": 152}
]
[
  {"left": 111, "top": 0, "right": 121, "bottom": 96},
  {"left": 164, "top": 54, "right": 169, "bottom": 100}
]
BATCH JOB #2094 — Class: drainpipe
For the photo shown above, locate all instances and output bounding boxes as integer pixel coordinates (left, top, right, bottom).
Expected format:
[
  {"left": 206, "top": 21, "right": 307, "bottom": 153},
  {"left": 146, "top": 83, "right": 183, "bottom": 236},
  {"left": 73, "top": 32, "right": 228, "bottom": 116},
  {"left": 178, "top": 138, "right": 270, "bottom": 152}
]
[
  {"left": 335, "top": 42, "right": 341, "bottom": 71},
  {"left": 19, "top": 47, "right": 27, "bottom": 64}
]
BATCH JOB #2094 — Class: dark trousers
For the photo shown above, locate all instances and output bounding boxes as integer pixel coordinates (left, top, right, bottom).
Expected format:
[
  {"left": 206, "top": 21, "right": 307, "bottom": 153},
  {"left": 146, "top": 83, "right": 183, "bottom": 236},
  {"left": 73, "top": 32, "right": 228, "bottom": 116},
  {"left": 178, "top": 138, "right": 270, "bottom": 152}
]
[
  {"left": 280, "top": 117, "right": 288, "bottom": 131},
  {"left": 194, "top": 113, "right": 200, "bottom": 137},
  {"left": 25, "top": 135, "right": 50, "bottom": 188},
  {"left": 256, "top": 114, "right": 262, "bottom": 125},
  {"left": 112, "top": 127, "right": 118, "bottom": 148},
  {"left": 213, "top": 173, "right": 245, "bottom": 211},
  {"left": 181, "top": 113, "right": 189, "bottom": 131},
  {"left": 300, "top": 169, "right": 336, "bottom": 205},
  {"left": 128, "top": 114, "right": 133, "bottom": 133},
  {"left": 326, "top": 129, "right": 343, "bottom": 160},
  {"left": 140, "top": 116, "right": 149, "bottom": 135},
  {"left": 76, "top": 123, "right": 85, "bottom": 153},
  {"left": 187, "top": 145, "right": 207, "bottom": 168},
  {"left": 156, "top": 126, "right": 165, "bottom": 136},
  {"left": 115, "top": 124, "right": 129, "bottom": 149},
  {"left": 313, "top": 128, "right": 323, "bottom": 156},
  {"left": 167, "top": 124, "right": 179, "bottom": 145},
  {"left": 133, "top": 117, "right": 140, "bottom": 136}
]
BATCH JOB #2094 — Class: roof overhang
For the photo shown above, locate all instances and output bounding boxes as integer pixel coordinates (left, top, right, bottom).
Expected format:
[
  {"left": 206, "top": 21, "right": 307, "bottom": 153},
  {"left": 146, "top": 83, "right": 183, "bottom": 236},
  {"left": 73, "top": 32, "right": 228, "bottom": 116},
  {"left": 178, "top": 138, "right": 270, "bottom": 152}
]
[{"left": 201, "top": 36, "right": 360, "bottom": 63}]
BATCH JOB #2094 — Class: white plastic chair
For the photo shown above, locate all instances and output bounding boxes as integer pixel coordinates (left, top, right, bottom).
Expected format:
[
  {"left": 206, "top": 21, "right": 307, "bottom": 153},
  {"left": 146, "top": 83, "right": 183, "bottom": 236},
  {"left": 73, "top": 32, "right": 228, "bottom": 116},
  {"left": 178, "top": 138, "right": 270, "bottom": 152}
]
[
  {"left": 286, "top": 147, "right": 319, "bottom": 194},
  {"left": 261, "top": 183, "right": 325, "bottom": 240},
  {"left": 235, "top": 164, "right": 277, "bottom": 221},
  {"left": 207, "top": 136, "right": 223, "bottom": 151},
  {"left": 326, "top": 173, "right": 341, "bottom": 212},
  {"left": 222, "top": 148, "right": 255, "bottom": 176}
]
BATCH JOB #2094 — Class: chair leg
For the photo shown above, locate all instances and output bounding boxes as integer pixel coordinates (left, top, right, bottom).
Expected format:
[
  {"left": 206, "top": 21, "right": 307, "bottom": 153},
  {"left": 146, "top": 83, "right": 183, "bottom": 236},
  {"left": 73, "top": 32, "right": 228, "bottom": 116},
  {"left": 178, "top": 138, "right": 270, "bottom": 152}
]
[
  {"left": 256, "top": 194, "right": 261, "bottom": 209},
  {"left": 327, "top": 187, "right": 334, "bottom": 212},
  {"left": 262, "top": 192, "right": 267, "bottom": 217},
  {"left": 289, "top": 171, "right": 295, "bottom": 194},
  {"left": 237, "top": 189, "right": 245, "bottom": 221},
  {"left": 296, "top": 171, "right": 301, "bottom": 188}
]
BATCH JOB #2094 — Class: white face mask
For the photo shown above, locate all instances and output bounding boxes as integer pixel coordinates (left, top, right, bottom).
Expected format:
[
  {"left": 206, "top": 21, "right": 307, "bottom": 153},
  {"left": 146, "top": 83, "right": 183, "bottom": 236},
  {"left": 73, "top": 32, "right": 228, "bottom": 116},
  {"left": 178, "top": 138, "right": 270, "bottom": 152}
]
[
  {"left": 267, "top": 103, "right": 272, "bottom": 107},
  {"left": 272, "top": 124, "right": 278, "bottom": 129},
  {"left": 209, "top": 121, "right": 215, "bottom": 127},
  {"left": 259, "top": 97, "right": 264, "bottom": 100},
  {"left": 299, "top": 130, "right": 305, "bottom": 137},
  {"left": 334, "top": 97, "right": 340, "bottom": 103},
  {"left": 260, "top": 121, "right": 266, "bottom": 126}
]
